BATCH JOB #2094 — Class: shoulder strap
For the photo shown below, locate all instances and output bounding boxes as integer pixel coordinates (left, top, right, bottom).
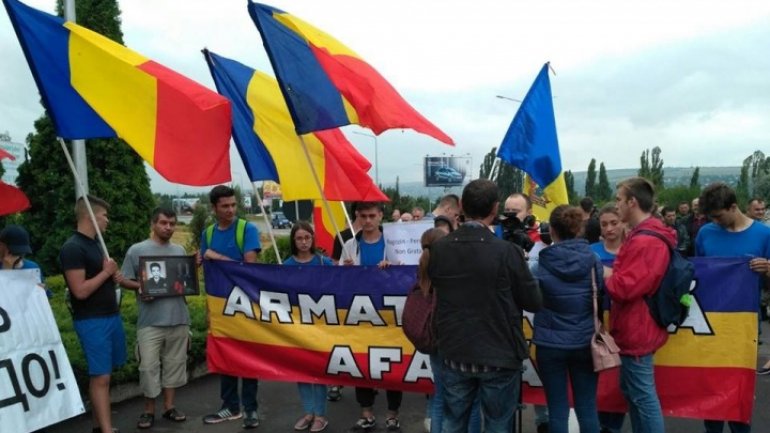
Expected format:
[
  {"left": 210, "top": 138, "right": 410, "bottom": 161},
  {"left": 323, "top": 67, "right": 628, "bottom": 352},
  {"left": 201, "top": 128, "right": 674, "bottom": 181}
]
[
  {"left": 235, "top": 218, "right": 247, "bottom": 253},
  {"left": 636, "top": 229, "right": 674, "bottom": 252},
  {"left": 205, "top": 224, "right": 215, "bottom": 249}
]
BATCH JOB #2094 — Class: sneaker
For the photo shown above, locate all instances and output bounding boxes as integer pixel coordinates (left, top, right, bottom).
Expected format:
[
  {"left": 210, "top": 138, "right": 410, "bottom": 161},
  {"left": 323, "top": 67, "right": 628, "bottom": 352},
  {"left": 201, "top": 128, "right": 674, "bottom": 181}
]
[
  {"left": 385, "top": 417, "right": 401, "bottom": 431},
  {"left": 203, "top": 408, "right": 242, "bottom": 424},
  {"left": 327, "top": 385, "right": 342, "bottom": 402},
  {"left": 310, "top": 417, "right": 329, "bottom": 432},
  {"left": 423, "top": 417, "right": 431, "bottom": 432},
  {"left": 243, "top": 410, "right": 259, "bottom": 429},
  {"left": 354, "top": 416, "right": 376, "bottom": 430},
  {"left": 758, "top": 366, "right": 770, "bottom": 375}
]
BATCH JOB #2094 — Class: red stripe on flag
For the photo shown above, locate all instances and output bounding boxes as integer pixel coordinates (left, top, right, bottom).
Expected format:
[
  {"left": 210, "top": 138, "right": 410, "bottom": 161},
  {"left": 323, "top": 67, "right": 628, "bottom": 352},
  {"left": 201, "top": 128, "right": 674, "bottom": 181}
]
[
  {"left": 310, "top": 47, "right": 453, "bottom": 145},
  {"left": 137, "top": 61, "right": 232, "bottom": 186},
  {"left": 207, "top": 335, "right": 433, "bottom": 393}
]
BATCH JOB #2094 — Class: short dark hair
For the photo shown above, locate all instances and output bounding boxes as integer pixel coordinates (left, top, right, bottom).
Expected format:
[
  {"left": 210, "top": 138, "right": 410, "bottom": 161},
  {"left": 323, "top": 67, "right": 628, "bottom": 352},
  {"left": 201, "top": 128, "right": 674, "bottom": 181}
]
[
  {"left": 748, "top": 197, "right": 765, "bottom": 206},
  {"left": 661, "top": 206, "right": 676, "bottom": 216},
  {"left": 289, "top": 220, "right": 316, "bottom": 256},
  {"left": 151, "top": 207, "right": 177, "bottom": 223},
  {"left": 678, "top": 200, "right": 690, "bottom": 207},
  {"left": 354, "top": 202, "right": 383, "bottom": 213},
  {"left": 699, "top": 183, "right": 737, "bottom": 215},
  {"left": 617, "top": 177, "right": 656, "bottom": 213},
  {"left": 462, "top": 179, "right": 498, "bottom": 219},
  {"left": 75, "top": 195, "right": 110, "bottom": 221},
  {"left": 549, "top": 205, "right": 584, "bottom": 240},
  {"left": 149, "top": 262, "right": 161, "bottom": 271},
  {"left": 439, "top": 194, "right": 460, "bottom": 209},
  {"left": 209, "top": 185, "right": 235, "bottom": 206},
  {"left": 579, "top": 197, "right": 594, "bottom": 213}
]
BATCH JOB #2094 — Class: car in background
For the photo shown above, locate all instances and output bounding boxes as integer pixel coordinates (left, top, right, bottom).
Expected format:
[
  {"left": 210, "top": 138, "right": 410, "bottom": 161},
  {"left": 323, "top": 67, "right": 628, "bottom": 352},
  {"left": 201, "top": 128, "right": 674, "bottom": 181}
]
[
  {"left": 434, "top": 166, "right": 464, "bottom": 183},
  {"left": 271, "top": 211, "right": 292, "bottom": 229}
]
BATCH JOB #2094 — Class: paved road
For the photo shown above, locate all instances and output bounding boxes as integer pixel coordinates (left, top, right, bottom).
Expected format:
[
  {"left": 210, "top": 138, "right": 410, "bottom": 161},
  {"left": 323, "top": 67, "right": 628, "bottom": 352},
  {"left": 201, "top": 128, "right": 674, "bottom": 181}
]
[{"left": 45, "top": 327, "right": 770, "bottom": 433}]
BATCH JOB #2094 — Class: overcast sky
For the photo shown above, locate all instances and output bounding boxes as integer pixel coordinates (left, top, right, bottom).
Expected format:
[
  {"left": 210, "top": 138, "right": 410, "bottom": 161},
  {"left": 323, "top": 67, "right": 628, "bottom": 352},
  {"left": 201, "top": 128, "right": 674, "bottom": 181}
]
[{"left": 2, "top": 0, "right": 770, "bottom": 194}]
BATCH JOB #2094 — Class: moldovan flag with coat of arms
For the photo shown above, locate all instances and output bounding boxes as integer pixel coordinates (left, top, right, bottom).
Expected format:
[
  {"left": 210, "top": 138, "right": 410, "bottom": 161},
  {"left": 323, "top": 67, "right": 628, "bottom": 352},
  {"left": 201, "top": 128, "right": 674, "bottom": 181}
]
[
  {"left": 247, "top": 2, "right": 453, "bottom": 145},
  {"left": 3, "top": 0, "right": 232, "bottom": 186},
  {"left": 497, "top": 63, "right": 568, "bottom": 221}
]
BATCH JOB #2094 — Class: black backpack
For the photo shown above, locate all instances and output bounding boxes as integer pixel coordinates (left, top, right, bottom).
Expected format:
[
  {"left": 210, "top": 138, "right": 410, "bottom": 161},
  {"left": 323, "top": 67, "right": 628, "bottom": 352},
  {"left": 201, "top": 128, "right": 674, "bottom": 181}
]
[{"left": 637, "top": 230, "right": 695, "bottom": 328}]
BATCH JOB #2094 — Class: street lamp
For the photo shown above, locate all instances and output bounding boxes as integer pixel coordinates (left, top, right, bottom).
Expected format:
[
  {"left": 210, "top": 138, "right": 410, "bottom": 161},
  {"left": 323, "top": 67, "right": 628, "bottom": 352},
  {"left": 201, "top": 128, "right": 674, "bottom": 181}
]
[
  {"left": 495, "top": 95, "right": 522, "bottom": 103},
  {"left": 352, "top": 131, "right": 379, "bottom": 185}
]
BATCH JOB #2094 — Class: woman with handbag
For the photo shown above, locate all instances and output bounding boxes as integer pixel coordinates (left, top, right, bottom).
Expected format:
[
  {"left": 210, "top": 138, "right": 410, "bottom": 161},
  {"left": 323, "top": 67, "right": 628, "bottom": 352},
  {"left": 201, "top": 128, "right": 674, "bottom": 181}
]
[
  {"left": 284, "top": 221, "right": 334, "bottom": 433},
  {"left": 532, "top": 205, "right": 604, "bottom": 433}
]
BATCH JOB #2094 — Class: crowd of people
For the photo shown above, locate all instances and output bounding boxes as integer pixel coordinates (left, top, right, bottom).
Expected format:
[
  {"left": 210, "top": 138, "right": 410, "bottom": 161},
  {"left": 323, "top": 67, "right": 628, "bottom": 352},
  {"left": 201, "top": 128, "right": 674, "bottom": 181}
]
[{"left": 4, "top": 177, "right": 770, "bottom": 433}]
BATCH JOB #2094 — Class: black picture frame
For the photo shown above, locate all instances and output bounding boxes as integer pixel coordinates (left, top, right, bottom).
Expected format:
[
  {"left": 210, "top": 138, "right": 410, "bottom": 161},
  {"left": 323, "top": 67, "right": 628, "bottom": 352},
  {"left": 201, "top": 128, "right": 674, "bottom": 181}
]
[{"left": 138, "top": 255, "right": 199, "bottom": 298}]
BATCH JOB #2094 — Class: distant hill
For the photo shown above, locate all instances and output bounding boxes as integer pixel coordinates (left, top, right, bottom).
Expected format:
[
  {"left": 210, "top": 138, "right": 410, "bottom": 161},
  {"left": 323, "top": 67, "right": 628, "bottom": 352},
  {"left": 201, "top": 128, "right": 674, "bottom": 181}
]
[{"left": 384, "top": 167, "right": 741, "bottom": 199}]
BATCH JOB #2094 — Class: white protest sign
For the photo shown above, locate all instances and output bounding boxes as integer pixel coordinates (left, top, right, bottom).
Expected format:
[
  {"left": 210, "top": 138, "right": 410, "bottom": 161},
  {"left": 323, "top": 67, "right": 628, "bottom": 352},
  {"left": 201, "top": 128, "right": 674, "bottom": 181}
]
[
  {"left": 0, "top": 270, "right": 84, "bottom": 432},
  {"left": 383, "top": 221, "right": 433, "bottom": 265}
]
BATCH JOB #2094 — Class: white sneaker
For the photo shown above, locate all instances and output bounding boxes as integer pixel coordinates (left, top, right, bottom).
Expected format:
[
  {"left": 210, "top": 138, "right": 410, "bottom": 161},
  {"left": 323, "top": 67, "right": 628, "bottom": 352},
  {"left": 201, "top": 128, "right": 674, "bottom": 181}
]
[{"left": 423, "top": 417, "right": 431, "bottom": 432}]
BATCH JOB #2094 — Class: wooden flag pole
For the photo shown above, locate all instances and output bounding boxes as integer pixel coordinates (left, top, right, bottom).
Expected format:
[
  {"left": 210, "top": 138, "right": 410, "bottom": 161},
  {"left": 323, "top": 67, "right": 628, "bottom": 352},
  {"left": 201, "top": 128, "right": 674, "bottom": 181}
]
[
  {"left": 251, "top": 182, "right": 282, "bottom": 264},
  {"left": 57, "top": 137, "right": 109, "bottom": 259},
  {"left": 296, "top": 135, "right": 346, "bottom": 252},
  {"left": 340, "top": 201, "right": 356, "bottom": 236}
]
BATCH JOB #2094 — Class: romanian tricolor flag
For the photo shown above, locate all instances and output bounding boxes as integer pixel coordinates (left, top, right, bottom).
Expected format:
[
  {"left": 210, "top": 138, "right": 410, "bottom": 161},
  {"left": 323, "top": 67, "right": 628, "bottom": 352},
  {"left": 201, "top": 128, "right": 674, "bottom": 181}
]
[
  {"left": 312, "top": 200, "right": 348, "bottom": 256},
  {"left": 498, "top": 63, "right": 567, "bottom": 221},
  {"left": 204, "top": 50, "right": 387, "bottom": 203},
  {"left": 4, "top": 0, "right": 232, "bottom": 186},
  {"left": 204, "top": 260, "right": 429, "bottom": 392},
  {"left": 247, "top": 2, "right": 454, "bottom": 145}
]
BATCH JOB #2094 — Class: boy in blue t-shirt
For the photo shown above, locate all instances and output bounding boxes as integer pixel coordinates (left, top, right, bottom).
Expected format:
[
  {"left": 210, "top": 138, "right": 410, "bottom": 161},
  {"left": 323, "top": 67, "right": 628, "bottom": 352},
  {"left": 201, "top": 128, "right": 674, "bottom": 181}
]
[{"left": 696, "top": 183, "right": 770, "bottom": 433}]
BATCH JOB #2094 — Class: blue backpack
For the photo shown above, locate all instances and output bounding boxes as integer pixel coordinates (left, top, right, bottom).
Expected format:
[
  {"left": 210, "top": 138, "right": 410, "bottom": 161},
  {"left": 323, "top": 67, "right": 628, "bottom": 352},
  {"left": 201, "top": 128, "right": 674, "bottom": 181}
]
[{"left": 638, "top": 230, "right": 695, "bottom": 328}]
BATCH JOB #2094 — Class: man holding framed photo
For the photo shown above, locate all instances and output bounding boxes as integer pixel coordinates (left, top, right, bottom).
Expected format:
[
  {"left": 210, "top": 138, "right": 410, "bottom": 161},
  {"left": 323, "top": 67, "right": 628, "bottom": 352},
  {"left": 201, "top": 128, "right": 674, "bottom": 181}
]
[{"left": 120, "top": 207, "right": 191, "bottom": 429}]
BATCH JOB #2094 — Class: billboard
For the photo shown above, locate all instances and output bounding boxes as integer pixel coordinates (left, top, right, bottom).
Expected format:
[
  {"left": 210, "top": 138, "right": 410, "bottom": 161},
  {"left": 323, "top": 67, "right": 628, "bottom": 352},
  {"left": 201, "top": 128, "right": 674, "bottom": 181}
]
[{"left": 424, "top": 156, "right": 471, "bottom": 187}]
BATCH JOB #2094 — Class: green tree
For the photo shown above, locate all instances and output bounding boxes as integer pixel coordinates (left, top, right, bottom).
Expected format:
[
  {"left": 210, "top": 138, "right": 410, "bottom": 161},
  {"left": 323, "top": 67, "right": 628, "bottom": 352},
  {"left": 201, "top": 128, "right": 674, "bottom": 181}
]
[
  {"left": 638, "top": 146, "right": 664, "bottom": 189},
  {"left": 585, "top": 159, "right": 596, "bottom": 198},
  {"left": 689, "top": 167, "right": 700, "bottom": 189},
  {"left": 16, "top": 0, "right": 153, "bottom": 274},
  {"left": 596, "top": 162, "right": 613, "bottom": 202},
  {"left": 564, "top": 170, "right": 578, "bottom": 204},
  {"left": 736, "top": 163, "right": 750, "bottom": 206},
  {"left": 478, "top": 147, "right": 523, "bottom": 205}
]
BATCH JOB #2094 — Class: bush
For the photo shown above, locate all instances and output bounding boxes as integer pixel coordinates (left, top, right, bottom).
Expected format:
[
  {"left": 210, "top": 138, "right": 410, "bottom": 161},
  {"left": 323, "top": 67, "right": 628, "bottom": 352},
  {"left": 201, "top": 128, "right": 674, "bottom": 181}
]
[
  {"left": 261, "top": 235, "right": 291, "bottom": 264},
  {"left": 46, "top": 274, "right": 209, "bottom": 395}
]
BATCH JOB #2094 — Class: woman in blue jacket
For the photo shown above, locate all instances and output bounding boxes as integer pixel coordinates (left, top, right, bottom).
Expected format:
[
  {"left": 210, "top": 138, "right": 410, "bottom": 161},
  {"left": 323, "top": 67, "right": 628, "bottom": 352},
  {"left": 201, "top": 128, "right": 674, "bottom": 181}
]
[{"left": 532, "top": 205, "right": 603, "bottom": 433}]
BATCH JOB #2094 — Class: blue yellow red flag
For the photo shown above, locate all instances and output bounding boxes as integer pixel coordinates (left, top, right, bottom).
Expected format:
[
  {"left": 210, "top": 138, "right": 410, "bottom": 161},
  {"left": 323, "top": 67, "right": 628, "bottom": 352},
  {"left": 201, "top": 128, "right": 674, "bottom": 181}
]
[
  {"left": 3, "top": 0, "right": 232, "bottom": 186},
  {"left": 498, "top": 63, "right": 567, "bottom": 219},
  {"left": 203, "top": 50, "right": 386, "bottom": 203},
  {"left": 247, "top": 2, "right": 453, "bottom": 145}
]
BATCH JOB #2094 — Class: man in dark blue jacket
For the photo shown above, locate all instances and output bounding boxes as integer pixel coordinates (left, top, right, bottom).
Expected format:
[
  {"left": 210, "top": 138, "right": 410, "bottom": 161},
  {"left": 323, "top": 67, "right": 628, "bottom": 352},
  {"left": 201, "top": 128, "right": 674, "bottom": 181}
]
[{"left": 429, "top": 179, "right": 542, "bottom": 433}]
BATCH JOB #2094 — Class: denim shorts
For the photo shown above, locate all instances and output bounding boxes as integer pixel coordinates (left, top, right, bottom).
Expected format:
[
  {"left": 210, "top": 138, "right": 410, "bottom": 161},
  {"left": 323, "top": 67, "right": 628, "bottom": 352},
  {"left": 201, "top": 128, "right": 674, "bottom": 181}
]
[{"left": 73, "top": 314, "right": 127, "bottom": 376}]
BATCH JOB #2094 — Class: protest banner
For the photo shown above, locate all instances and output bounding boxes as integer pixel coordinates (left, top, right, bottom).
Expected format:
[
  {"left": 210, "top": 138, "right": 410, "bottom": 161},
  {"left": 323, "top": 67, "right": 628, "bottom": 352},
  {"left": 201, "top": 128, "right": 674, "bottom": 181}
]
[
  {"left": 0, "top": 270, "right": 84, "bottom": 432},
  {"left": 383, "top": 221, "right": 433, "bottom": 265},
  {"left": 206, "top": 257, "right": 757, "bottom": 422}
]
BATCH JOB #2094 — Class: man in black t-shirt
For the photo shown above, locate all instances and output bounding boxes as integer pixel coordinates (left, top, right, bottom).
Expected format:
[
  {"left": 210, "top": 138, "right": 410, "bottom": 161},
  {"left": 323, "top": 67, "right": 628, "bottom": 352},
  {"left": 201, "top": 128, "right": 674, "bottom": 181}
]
[{"left": 60, "top": 195, "right": 125, "bottom": 433}]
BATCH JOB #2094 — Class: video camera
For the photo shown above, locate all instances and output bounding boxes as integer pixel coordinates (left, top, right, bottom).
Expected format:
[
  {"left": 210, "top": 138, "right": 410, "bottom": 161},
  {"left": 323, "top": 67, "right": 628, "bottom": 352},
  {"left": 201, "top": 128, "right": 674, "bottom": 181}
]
[{"left": 498, "top": 212, "right": 536, "bottom": 252}]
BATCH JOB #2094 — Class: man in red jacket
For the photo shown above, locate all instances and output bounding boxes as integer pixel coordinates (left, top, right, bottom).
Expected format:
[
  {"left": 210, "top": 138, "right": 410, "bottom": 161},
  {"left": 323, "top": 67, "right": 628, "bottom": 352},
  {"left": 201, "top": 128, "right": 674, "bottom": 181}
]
[{"left": 605, "top": 177, "right": 675, "bottom": 433}]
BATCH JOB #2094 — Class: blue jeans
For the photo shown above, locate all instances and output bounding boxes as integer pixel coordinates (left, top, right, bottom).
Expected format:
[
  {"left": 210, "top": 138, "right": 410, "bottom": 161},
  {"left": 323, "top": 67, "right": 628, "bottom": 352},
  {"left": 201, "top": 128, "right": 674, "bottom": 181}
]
[
  {"left": 536, "top": 346, "right": 599, "bottom": 433},
  {"left": 430, "top": 355, "right": 481, "bottom": 433},
  {"left": 619, "top": 355, "right": 664, "bottom": 433},
  {"left": 441, "top": 365, "right": 520, "bottom": 433},
  {"left": 221, "top": 374, "right": 258, "bottom": 412},
  {"left": 297, "top": 383, "right": 327, "bottom": 416},
  {"left": 703, "top": 420, "right": 751, "bottom": 433}
]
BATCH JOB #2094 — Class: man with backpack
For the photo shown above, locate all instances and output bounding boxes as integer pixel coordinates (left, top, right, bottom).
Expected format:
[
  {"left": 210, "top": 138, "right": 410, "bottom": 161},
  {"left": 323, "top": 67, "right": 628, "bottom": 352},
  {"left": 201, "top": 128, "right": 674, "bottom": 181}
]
[
  {"left": 199, "top": 185, "right": 262, "bottom": 429},
  {"left": 605, "top": 177, "right": 674, "bottom": 433},
  {"left": 696, "top": 183, "right": 770, "bottom": 433}
]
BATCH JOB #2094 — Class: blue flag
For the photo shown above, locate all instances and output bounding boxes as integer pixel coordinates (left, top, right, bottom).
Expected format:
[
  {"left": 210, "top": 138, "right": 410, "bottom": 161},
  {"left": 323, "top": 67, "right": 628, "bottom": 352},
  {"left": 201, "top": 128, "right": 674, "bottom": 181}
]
[{"left": 497, "top": 63, "right": 561, "bottom": 187}]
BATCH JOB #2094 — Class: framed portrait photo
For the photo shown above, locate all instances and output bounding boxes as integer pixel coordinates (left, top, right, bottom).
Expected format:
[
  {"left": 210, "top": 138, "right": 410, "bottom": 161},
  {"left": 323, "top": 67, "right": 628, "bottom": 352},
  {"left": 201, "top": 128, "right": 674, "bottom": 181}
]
[{"left": 138, "top": 255, "right": 199, "bottom": 298}]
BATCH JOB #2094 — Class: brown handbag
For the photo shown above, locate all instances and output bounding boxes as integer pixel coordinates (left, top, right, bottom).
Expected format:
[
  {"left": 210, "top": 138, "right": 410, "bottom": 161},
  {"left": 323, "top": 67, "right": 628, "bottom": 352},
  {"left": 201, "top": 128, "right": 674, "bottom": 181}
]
[
  {"left": 590, "top": 267, "right": 622, "bottom": 372},
  {"left": 402, "top": 284, "right": 437, "bottom": 354}
]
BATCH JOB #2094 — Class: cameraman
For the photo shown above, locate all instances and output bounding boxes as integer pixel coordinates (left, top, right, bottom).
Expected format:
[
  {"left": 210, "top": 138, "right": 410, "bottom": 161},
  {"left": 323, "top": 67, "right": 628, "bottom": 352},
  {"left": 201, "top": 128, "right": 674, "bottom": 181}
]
[{"left": 498, "top": 193, "right": 550, "bottom": 433}]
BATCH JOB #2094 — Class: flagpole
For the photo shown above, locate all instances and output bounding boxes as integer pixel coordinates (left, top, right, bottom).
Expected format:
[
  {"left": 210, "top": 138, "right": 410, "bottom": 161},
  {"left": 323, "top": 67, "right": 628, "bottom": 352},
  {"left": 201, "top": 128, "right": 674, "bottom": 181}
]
[
  {"left": 57, "top": 138, "right": 109, "bottom": 259},
  {"left": 340, "top": 201, "right": 355, "bottom": 236},
  {"left": 63, "top": 0, "right": 89, "bottom": 199},
  {"left": 251, "top": 182, "right": 282, "bottom": 265},
  {"left": 296, "top": 135, "right": 346, "bottom": 250}
]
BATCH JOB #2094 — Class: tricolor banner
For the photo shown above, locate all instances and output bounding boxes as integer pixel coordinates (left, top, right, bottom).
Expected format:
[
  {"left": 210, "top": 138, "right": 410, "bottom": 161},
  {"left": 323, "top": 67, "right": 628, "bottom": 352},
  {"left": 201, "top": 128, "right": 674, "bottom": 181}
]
[{"left": 205, "top": 257, "right": 758, "bottom": 422}]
